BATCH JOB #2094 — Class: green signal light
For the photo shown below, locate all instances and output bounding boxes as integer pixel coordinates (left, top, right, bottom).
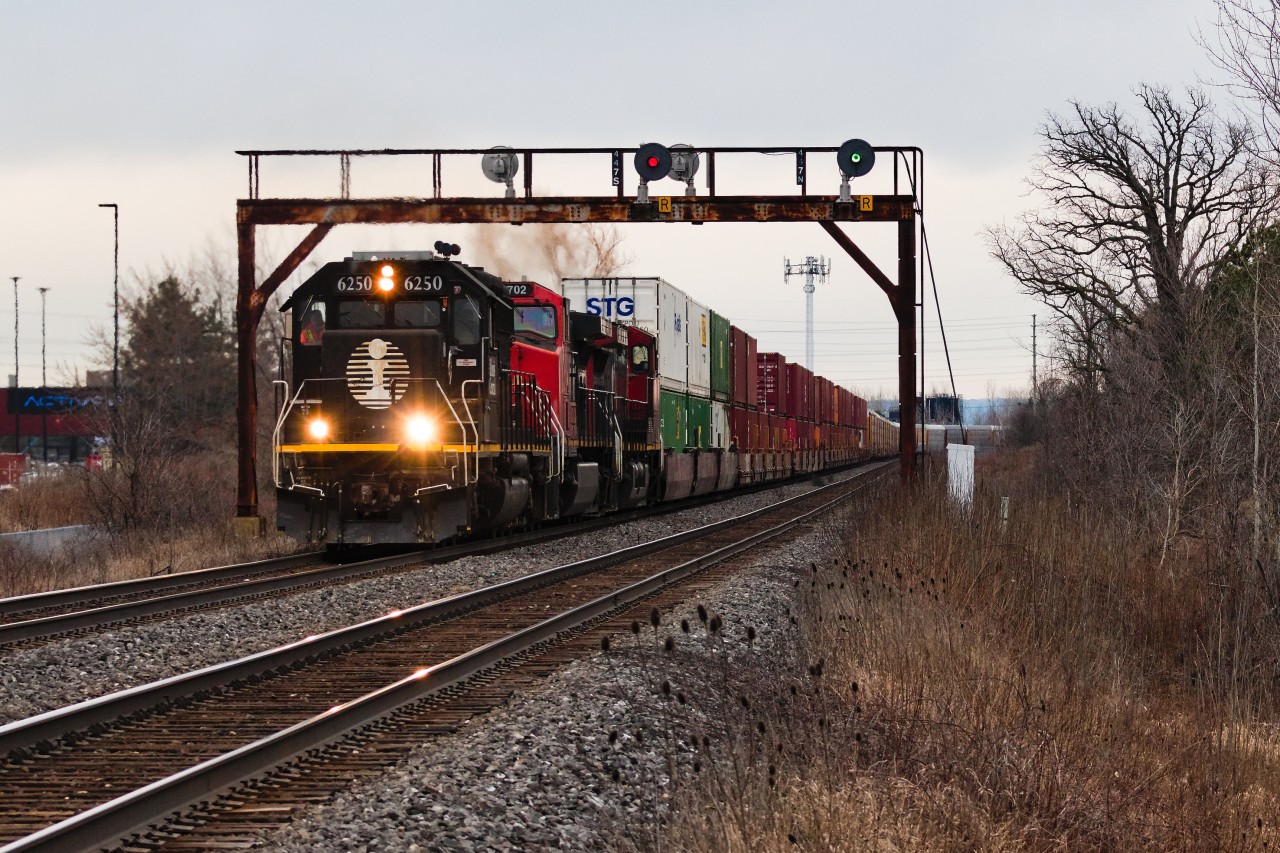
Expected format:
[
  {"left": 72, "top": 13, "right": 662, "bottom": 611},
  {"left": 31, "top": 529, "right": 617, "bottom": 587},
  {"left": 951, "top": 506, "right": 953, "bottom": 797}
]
[{"left": 851, "top": 153, "right": 861, "bottom": 162}]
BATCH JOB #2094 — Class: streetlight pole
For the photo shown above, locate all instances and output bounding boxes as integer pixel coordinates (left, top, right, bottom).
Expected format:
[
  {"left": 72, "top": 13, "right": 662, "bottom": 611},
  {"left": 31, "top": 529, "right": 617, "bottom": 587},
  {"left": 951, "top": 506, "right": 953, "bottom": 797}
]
[
  {"left": 10, "top": 276, "right": 17, "bottom": 454},
  {"left": 38, "top": 287, "right": 48, "bottom": 463},
  {"left": 98, "top": 203, "right": 119, "bottom": 394}
]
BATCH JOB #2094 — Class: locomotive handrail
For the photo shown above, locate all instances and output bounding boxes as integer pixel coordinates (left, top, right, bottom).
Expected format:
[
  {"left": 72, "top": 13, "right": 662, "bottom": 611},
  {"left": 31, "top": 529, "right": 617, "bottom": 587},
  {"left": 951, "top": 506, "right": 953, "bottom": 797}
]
[
  {"left": 546, "top": 393, "right": 565, "bottom": 481},
  {"left": 459, "top": 379, "right": 482, "bottom": 484},
  {"left": 271, "top": 380, "right": 291, "bottom": 488}
]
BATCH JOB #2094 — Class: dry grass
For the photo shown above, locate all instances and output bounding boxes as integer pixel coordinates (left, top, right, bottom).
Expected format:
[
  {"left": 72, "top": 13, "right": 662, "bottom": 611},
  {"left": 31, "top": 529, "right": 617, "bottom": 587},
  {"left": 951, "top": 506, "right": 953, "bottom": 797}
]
[
  {"left": 637, "top": 451, "right": 1280, "bottom": 851},
  {"left": 0, "top": 474, "right": 97, "bottom": 532},
  {"left": 0, "top": 456, "right": 302, "bottom": 598}
]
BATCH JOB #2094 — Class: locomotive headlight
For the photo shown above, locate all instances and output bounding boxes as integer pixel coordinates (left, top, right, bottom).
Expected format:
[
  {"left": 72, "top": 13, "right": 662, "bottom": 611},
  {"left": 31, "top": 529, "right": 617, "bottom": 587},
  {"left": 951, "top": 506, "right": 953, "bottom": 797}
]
[
  {"left": 377, "top": 264, "right": 396, "bottom": 292},
  {"left": 307, "top": 417, "right": 330, "bottom": 441},
  {"left": 405, "top": 414, "right": 435, "bottom": 446}
]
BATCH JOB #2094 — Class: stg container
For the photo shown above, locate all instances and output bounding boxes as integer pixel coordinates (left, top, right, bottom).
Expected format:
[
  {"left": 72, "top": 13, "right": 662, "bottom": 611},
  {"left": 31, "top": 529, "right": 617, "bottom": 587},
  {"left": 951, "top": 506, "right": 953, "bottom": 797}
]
[
  {"left": 710, "top": 312, "right": 731, "bottom": 402},
  {"left": 563, "top": 277, "right": 692, "bottom": 394},
  {"left": 758, "top": 353, "right": 788, "bottom": 413}
]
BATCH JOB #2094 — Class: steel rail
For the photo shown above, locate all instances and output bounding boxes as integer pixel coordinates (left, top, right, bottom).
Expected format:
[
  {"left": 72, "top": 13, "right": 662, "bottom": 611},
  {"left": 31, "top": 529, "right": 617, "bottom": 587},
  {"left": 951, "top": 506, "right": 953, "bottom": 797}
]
[
  {"left": 0, "top": 463, "right": 890, "bottom": 853},
  {"left": 0, "top": 552, "right": 320, "bottom": 620},
  {"left": 0, "top": 463, "right": 864, "bottom": 647},
  {"left": 0, "top": 464, "right": 884, "bottom": 757}
]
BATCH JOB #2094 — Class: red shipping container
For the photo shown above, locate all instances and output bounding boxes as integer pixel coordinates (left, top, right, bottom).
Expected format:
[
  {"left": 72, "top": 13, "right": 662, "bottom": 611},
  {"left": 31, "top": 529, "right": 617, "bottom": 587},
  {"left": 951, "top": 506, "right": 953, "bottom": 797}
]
[
  {"left": 749, "top": 409, "right": 764, "bottom": 451},
  {"left": 757, "top": 353, "right": 788, "bottom": 414},
  {"left": 729, "top": 326, "right": 760, "bottom": 409},
  {"left": 803, "top": 363, "right": 814, "bottom": 420},
  {"left": 730, "top": 406, "right": 750, "bottom": 452},
  {"left": 783, "top": 363, "right": 800, "bottom": 418},
  {"left": 786, "top": 363, "right": 816, "bottom": 422}
]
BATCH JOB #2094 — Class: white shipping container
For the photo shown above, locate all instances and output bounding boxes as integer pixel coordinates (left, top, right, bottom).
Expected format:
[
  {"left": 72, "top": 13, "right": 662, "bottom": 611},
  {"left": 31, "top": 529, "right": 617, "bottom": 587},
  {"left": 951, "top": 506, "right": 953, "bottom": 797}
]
[
  {"left": 686, "top": 297, "right": 711, "bottom": 396},
  {"left": 563, "top": 277, "right": 691, "bottom": 393},
  {"left": 711, "top": 400, "right": 731, "bottom": 450}
]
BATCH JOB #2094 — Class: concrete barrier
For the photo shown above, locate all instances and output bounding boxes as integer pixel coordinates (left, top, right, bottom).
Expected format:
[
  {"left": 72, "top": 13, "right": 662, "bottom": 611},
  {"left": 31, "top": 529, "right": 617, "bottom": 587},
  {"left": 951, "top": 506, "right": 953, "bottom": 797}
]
[{"left": 0, "top": 525, "right": 95, "bottom": 556}]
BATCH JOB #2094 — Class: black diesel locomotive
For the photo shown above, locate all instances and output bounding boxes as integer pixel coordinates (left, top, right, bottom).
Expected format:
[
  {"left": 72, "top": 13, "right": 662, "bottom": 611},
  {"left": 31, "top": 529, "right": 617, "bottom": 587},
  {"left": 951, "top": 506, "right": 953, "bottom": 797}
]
[{"left": 272, "top": 247, "right": 892, "bottom": 546}]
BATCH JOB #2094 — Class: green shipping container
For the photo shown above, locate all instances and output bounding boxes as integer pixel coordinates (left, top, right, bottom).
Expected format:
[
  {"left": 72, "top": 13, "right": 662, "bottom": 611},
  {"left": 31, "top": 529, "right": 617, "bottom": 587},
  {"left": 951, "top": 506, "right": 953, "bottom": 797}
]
[
  {"left": 660, "top": 390, "right": 687, "bottom": 452},
  {"left": 686, "top": 394, "right": 712, "bottom": 450},
  {"left": 710, "top": 312, "right": 731, "bottom": 402}
]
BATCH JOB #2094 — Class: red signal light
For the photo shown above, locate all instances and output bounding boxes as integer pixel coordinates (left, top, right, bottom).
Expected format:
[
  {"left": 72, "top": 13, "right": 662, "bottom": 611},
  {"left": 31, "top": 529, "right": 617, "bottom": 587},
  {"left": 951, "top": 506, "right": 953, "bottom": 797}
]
[{"left": 634, "top": 143, "right": 672, "bottom": 182}]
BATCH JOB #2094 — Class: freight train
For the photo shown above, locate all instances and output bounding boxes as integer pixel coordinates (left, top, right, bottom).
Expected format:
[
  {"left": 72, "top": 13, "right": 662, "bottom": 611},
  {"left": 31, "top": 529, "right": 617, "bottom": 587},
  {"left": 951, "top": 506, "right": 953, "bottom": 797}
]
[{"left": 271, "top": 248, "right": 899, "bottom": 545}]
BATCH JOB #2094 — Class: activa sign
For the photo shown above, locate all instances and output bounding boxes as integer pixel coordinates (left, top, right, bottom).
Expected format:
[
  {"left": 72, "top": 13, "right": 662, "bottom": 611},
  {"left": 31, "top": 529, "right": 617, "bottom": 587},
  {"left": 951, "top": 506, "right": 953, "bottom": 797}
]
[{"left": 7, "top": 388, "right": 107, "bottom": 415}]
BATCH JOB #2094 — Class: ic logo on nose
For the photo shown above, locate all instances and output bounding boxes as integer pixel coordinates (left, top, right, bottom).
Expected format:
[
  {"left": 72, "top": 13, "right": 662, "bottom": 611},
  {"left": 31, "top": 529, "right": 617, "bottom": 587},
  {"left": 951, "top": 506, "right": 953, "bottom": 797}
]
[{"left": 347, "top": 338, "right": 410, "bottom": 409}]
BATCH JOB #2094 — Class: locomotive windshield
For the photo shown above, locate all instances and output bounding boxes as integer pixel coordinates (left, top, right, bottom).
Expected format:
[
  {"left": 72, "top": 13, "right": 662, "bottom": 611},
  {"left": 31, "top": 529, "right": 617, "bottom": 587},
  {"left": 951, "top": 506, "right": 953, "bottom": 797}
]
[
  {"left": 394, "top": 300, "right": 443, "bottom": 328},
  {"left": 514, "top": 305, "right": 556, "bottom": 340},
  {"left": 337, "top": 300, "right": 385, "bottom": 328}
]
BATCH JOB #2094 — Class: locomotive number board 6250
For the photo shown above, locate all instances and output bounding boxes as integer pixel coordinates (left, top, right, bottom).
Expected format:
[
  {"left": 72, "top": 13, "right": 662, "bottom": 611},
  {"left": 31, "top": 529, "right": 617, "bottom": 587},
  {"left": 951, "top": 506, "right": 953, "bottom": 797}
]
[{"left": 336, "top": 275, "right": 446, "bottom": 293}]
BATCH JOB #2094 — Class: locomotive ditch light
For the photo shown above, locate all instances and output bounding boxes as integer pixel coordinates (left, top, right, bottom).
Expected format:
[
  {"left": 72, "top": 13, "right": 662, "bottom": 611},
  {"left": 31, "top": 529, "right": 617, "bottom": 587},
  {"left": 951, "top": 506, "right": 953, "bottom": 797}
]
[
  {"left": 307, "top": 417, "right": 330, "bottom": 441},
  {"left": 634, "top": 142, "right": 672, "bottom": 203},
  {"left": 404, "top": 414, "right": 436, "bottom": 447}
]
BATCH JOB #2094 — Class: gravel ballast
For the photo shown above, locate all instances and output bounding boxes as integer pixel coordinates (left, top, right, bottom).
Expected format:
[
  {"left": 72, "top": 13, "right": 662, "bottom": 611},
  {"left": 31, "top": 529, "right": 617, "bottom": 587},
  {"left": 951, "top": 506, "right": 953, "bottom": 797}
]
[
  {"left": 251, "top": 518, "right": 841, "bottom": 852},
  {"left": 0, "top": 472, "right": 855, "bottom": 724}
]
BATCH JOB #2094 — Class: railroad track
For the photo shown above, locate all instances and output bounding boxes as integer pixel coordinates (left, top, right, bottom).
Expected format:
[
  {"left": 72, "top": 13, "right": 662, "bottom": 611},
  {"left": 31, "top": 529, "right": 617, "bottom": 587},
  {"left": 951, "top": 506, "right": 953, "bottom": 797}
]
[
  {"left": 0, "top": 462, "right": 891, "bottom": 852},
  {"left": 0, "top": 467, "right": 859, "bottom": 652}
]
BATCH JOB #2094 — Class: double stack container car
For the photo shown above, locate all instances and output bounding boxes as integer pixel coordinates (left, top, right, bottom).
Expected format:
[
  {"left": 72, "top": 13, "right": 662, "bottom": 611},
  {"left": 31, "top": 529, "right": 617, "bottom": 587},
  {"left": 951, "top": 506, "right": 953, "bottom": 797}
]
[{"left": 272, "top": 261, "right": 897, "bottom": 547}]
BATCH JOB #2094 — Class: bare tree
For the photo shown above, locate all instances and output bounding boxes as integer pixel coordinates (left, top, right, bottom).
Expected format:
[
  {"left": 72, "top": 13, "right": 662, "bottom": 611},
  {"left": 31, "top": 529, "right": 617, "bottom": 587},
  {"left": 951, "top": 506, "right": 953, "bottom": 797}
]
[
  {"left": 1204, "top": 0, "right": 1280, "bottom": 163},
  {"left": 987, "top": 85, "right": 1274, "bottom": 379}
]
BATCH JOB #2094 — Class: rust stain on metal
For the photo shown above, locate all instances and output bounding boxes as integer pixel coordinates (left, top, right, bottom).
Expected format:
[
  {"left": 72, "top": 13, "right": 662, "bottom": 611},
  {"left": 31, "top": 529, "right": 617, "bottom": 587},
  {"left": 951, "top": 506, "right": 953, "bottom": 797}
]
[{"left": 237, "top": 196, "right": 915, "bottom": 227}]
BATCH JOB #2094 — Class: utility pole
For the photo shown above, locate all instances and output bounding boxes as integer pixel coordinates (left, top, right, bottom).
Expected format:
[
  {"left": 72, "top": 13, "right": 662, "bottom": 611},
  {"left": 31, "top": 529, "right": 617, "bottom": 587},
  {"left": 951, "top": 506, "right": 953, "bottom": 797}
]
[
  {"left": 98, "top": 203, "right": 119, "bottom": 394},
  {"left": 38, "top": 287, "right": 48, "bottom": 463},
  {"left": 783, "top": 255, "right": 829, "bottom": 370},
  {"left": 10, "top": 277, "right": 17, "bottom": 455},
  {"left": 1031, "top": 313, "right": 1037, "bottom": 413}
]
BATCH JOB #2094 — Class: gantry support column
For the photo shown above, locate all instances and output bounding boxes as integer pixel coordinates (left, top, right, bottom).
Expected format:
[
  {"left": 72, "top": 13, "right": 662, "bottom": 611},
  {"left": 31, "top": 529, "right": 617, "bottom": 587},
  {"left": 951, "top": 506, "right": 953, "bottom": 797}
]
[
  {"left": 818, "top": 215, "right": 917, "bottom": 481},
  {"left": 236, "top": 220, "right": 258, "bottom": 519},
  {"left": 897, "top": 217, "right": 917, "bottom": 481},
  {"left": 236, "top": 220, "right": 333, "bottom": 520}
]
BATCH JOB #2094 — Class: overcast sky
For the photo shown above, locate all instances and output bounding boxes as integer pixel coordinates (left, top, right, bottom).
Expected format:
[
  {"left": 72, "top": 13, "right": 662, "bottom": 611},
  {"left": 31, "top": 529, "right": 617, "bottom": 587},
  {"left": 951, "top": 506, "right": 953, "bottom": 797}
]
[{"left": 0, "top": 0, "right": 1225, "bottom": 399}]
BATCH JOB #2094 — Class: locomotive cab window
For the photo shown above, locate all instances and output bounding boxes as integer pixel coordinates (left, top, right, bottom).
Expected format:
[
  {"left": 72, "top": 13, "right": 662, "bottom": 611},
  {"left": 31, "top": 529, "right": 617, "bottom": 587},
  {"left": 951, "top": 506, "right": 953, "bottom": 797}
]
[
  {"left": 631, "top": 344, "right": 651, "bottom": 374},
  {"left": 337, "top": 299, "right": 386, "bottom": 328},
  {"left": 452, "top": 296, "right": 482, "bottom": 345},
  {"left": 298, "top": 300, "right": 326, "bottom": 346},
  {"left": 394, "top": 300, "right": 443, "bottom": 328},
  {"left": 514, "top": 305, "right": 556, "bottom": 341}
]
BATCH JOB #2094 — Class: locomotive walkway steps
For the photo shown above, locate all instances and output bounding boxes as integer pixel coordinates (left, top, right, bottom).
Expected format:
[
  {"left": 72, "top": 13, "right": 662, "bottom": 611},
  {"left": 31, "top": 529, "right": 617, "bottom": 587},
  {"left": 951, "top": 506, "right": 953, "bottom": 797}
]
[{"left": 0, "top": 462, "right": 891, "bottom": 852}]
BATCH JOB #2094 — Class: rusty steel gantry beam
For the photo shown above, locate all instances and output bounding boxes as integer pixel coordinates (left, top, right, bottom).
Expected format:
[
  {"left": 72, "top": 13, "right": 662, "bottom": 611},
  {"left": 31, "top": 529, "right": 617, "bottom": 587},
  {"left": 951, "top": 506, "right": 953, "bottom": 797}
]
[{"left": 235, "top": 146, "right": 922, "bottom": 520}]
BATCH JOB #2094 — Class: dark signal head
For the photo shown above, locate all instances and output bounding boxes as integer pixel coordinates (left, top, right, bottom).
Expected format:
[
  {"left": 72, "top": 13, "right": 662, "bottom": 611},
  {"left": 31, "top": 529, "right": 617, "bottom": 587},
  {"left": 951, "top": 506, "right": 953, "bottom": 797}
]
[
  {"left": 836, "top": 139, "right": 875, "bottom": 178},
  {"left": 634, "top": 143, "right": 672, "bottom": 182}
]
